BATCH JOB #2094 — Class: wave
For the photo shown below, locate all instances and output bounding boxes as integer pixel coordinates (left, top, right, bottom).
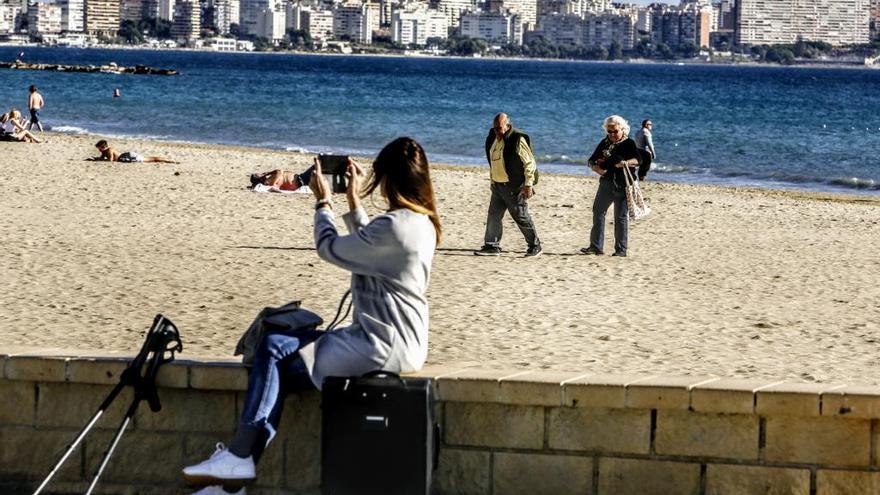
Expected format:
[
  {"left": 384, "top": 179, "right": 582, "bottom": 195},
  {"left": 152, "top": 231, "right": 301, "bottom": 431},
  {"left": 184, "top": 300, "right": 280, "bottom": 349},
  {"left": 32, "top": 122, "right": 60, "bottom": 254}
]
[
  {"left": 51, "top": 125, "right": 90, "bottom": 135},
  {"left": 535, "top": 154, "right": 585, "bottom": 165},
  {"left": 828, "top": 176, "right": 879, "bottom": 190},
  {"left": 652, "top": 163, "right": 692, "bottom": 174}
]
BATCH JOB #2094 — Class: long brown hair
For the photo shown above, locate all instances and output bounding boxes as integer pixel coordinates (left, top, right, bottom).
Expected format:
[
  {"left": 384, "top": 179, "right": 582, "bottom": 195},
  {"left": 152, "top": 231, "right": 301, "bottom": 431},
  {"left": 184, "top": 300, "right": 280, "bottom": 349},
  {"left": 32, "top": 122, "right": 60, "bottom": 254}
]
[{"left": 364, "top": 137, "right": 441, "bottom": 245}]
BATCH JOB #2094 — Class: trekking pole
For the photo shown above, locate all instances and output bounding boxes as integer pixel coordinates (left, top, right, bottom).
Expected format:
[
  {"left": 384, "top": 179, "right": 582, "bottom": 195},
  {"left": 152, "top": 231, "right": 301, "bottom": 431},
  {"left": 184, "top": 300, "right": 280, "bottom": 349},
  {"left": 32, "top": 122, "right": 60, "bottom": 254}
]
[
  {"left": 84, "top": 315, "right": 181, "bottom": 495},
  {"left": 31, "top": 314, "right": 182, "bottom": 495}
]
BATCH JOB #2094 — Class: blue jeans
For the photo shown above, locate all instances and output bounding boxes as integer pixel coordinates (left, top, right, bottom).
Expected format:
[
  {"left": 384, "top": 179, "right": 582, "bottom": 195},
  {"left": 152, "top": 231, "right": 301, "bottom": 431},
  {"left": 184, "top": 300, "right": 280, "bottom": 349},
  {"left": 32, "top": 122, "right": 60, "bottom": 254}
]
[
  {"left": 589, "top": 178, "right": 629, "bottom": 255},
  {"left": 483, "top": 182, "right": 540, "bottom": 249},
  {"left": 238, "top": 330, "right": 323, "bottom": 461}
]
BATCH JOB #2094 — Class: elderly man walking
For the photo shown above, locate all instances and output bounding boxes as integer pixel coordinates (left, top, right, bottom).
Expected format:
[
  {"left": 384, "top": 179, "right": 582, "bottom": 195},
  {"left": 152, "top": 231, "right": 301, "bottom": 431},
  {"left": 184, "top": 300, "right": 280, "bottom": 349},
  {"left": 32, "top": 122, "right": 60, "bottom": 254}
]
[{"left": 474, "top": 112, "right": 542, "bottom": 258}]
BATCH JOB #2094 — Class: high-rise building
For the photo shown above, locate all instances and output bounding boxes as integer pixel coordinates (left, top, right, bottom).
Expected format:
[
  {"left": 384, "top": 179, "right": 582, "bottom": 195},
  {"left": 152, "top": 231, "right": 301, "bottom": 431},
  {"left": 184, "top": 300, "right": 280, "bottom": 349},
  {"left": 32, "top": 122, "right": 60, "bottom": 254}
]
[
  {"left": 286, "top": 1, "right": 304, "bottom": 30},
  {"left": 486, "top": 0, "right": 536, "bottom": 30},
  {"left": 736, "top": 0, "right": 870, "bottom": 46},
  {"left": 871, "top": 0, "right": 880, "bottom": 39},
  {"left": 431, "top": 0, "right": 475, "bottom": 28},
  {"left": 679, "top": 3, "right": 710, "bottom": 47},
  {"left": 584, "top": 10, "right": 635, "bottom": 49},
  {"left": 57, "top": 0, "right": 84, "bottom": 31},
  {"left": 714, "top": 0, "right": 734, "bottom": 30},
  {"left": 158, "top": 0, "right": 175, "bottom": 20},
  {"left": 333, "top": 4, "right": 372, "bottom": 43},
  {"left": 650, "top": 3, "right": 710, "bottom": 48},
  {"left": 256, "top": 1, "right": 285, "bottom": 40},
  {"left": 302, "top": 8, "right": 333, "bottom": 40},
  {"left": 239, "top": 0, "right": 269, "bottom": 34},
  {"left": 0, "top": 3, "right": 22, "bottom": 33},
  {"left": 84, "top": 0, "right": 120, "bottom": 35},
  {"left": 535, "top": 12, "right": 582, "bottom": 46},
  {"left": 171, "top": 0, "right": 199, "bottom": 39},
  {"left": 119, "top": 0, "right": 142, "bottom": 22},
  {"left": 28, "top": 1, "right": 62, "bottom": 35},
  {"left": 391, "top": 6, "right": 447, "bottom": 45},
  {"left": 460, "top": 10, "right": 522, "bottom": 44}
]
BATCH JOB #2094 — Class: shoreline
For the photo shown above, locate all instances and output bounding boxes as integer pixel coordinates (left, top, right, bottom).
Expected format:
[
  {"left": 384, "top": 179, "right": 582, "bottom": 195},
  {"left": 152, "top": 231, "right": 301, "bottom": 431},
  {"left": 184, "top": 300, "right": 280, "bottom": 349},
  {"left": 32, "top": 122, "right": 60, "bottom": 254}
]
[
  {"left": 49, "top": 129, "right": 880, "bottom": 200},
  {"left": 6, "top": 43, "right": 880, "bottom": 71},
  {"left": 2, "top": 133, "right": 880, "bottom": 385}
]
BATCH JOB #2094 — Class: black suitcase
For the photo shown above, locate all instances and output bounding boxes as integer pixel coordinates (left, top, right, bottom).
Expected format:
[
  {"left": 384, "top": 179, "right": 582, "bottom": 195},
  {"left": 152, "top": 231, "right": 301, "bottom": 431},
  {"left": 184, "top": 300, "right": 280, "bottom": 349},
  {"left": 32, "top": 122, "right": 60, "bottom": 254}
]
[{"left": 321, "top": 371, "right": 439, "bottom": 495}]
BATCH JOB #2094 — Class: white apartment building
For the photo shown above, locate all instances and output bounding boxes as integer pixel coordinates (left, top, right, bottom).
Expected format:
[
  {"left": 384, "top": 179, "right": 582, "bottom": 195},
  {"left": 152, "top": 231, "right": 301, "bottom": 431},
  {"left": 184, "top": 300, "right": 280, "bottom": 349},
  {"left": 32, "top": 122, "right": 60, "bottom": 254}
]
[
  {"left": 171, "top": 0, "right": 200, "bottom": 40},
  {"left": 57, "top": 0, "right": 83, "bottom": 31},
  {"left": 486, "top": 0, "right": 536, "bottom": 29},
  {"left": 460, "top": 10, "right": 522, "bottom": 44},
  {"left": 536, "top": 12, "right": 582, "bottom": 45},
  {"left": 302, "top": 8, "right": 333, "bottom": 40},
  {"left": 432, "top": 0, "right": 475, "bottom": 28},
  {"left": 203, "top": 36, "right": 237, "bottom": 49},
  {"left": 257, "top": 2, "right": 286, "bottom": 41},
  {"left": 333, "top": 4, "right": 372, "bottom": 43},
  {"left": 84, "top": 0, "right": 120, "bottom": 35},
  {"left": 28, "top": 1, "right": 61, "bottom": 35},
  {"left": 159, "top": 0, "right": 175, "bottom": 20},
  {"left": 736, "top": 0, "right": 871, "bottom": 46},
  {"left": 0, "top": 3, "right": 22, "bottom": 33},
  {"left": 391, "top": 6, "right": 447, "bottom": 45}
]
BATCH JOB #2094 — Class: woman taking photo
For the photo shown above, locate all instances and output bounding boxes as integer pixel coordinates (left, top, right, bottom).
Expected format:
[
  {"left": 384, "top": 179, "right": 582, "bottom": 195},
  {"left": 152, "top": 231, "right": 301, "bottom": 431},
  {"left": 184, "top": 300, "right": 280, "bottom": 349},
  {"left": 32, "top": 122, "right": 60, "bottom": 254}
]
[
  {"left": 581, "top": 115, "right": 641, "bottom": 257},
  {"left": 182, "top": 137, "right": 441, "bottom": 495}
]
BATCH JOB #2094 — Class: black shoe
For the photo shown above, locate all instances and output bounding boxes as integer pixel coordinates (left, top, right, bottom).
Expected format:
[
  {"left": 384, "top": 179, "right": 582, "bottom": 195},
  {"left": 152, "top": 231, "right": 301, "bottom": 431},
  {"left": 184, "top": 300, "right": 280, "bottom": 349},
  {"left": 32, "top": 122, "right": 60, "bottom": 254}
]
[
  {"left": 474, "top": 245, "right": 502, "bottom": 256},
  {"left": 580, "top": 246, "right": 604, "bottom": 255},
  {"left": 524, "top": 245, "right": 543, "bottom": 258},
  {"left": 612, "top": 251, "right": 627, "bottom": 257}
]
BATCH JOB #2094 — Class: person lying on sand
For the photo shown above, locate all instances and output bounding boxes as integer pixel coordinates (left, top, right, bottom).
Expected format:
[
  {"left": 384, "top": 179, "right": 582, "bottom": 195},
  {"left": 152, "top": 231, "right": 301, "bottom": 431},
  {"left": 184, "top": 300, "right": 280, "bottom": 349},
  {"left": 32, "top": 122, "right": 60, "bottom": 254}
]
[
  {"left": 91, "top": 139, "right": 178, "bottom": 163},
  {"left": 0, "top": 109, "right": 43, "bottom": 143},
  {"left": 249, "top": 169, "right": 304, "bottom": 191}
]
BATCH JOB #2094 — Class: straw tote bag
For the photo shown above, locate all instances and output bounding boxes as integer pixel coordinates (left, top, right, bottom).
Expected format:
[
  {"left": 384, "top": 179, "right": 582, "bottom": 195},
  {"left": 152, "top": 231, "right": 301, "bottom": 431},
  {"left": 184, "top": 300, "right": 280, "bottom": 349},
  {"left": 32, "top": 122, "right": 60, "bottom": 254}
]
[{"left": 623, "top": 165, "right": 651, "bottom": 220}]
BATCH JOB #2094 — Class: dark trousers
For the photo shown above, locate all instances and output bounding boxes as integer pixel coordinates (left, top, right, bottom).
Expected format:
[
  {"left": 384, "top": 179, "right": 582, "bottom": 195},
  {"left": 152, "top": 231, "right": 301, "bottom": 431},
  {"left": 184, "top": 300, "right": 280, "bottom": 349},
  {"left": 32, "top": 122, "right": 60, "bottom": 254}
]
[
  {"left": 483, "top": 182, "right": 540, "bottom": 249},
  {"left": 589, "top": 178, "right": 629, "bottom": 255},
  {"left": 638, "top": 150, "right": 652, "bottom": 180}
]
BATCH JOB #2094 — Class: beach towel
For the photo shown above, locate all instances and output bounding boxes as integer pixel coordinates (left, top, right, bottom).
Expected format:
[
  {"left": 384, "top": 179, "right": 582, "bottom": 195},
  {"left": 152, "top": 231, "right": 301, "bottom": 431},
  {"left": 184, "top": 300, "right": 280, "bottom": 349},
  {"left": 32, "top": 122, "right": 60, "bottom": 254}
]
[
  {"left": 252, "top": 183, "right": 312, "bottom": 194},
  {"left": 623, "top": 165, "right": 651, "bottom": 221}
]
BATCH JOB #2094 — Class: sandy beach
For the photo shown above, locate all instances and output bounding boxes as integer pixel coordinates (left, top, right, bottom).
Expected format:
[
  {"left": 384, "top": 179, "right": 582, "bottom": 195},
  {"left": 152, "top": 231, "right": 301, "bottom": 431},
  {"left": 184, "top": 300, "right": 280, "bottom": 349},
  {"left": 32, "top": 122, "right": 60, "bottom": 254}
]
[{"left": 2, "top": 134, "right": 879, "bottom": 384}]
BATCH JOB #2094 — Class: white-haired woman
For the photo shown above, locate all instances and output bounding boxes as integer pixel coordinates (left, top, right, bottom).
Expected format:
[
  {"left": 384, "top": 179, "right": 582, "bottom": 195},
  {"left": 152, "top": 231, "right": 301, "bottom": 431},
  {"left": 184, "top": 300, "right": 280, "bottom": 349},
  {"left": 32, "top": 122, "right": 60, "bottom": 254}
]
[{"left": 581, "top": 115, "right": 641, "bottom": 257}]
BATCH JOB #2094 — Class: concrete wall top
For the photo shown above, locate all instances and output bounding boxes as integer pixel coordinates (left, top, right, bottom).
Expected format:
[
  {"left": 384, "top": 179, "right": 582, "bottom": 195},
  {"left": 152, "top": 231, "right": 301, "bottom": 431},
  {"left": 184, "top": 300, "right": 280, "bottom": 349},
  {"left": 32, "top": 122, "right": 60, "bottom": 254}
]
[{"left": 3, "top": 346, "right": 880, "bottom": 419}]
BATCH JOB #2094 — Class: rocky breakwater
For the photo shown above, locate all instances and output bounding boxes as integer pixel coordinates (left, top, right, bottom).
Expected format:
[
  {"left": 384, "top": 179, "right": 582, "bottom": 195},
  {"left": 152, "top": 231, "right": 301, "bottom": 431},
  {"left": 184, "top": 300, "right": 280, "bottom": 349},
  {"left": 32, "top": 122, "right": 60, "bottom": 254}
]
[{"left": 0, "top": 61, "right": 178, "bottom": 75}]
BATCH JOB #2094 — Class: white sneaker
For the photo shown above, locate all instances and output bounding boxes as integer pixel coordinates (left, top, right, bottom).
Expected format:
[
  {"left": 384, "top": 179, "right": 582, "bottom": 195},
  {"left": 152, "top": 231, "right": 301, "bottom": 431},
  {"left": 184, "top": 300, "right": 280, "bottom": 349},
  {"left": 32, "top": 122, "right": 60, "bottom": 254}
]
[
  {"left": 183, "top": 442, "right": 256, "bottom": 486},
  {"left": 192, "top": 486, "right": 246, "bottom": 495}
]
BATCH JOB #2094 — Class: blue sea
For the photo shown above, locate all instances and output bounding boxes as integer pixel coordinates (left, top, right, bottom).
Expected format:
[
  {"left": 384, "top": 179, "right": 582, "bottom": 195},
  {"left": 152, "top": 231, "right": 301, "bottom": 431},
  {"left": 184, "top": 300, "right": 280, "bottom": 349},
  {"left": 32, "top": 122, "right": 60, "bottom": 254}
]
[{"left": 2, "top": 47, "right": 880, "bottom": 194}]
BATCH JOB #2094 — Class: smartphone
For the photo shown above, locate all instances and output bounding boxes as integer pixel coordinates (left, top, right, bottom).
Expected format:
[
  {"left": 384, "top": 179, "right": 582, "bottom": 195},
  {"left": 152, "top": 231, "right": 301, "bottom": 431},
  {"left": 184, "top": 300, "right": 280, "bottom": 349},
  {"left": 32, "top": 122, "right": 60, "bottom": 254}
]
[
  {"left": 299, "top": 154, "right": 350, "bottom": 194},
  {"left": 318, "top": 154, "right": 350, "bottom": 175}
]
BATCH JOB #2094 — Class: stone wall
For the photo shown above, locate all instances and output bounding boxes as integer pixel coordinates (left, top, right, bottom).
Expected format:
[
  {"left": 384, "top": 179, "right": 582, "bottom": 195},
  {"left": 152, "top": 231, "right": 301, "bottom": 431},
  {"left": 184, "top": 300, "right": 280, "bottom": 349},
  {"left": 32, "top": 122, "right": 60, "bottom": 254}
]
[{"left": 2, "top": 346, "right": 880, "bottom": 495}]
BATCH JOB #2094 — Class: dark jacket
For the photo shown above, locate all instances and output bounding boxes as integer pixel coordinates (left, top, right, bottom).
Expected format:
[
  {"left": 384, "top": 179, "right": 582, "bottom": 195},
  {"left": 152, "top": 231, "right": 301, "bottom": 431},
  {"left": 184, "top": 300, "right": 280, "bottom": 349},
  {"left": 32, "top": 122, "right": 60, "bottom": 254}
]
[
  {"left": 588, "top": 137, "right": 640, "bottom": 190},
  {"left": 484, "top": 127, "right": 534, "bottom": 188}
]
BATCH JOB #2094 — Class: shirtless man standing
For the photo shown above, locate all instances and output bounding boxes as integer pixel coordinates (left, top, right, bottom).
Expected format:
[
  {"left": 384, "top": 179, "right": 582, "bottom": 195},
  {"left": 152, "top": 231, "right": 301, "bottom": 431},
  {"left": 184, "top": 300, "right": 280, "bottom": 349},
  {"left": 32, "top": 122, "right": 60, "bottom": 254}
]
[{"left": 27, "top": 85, "right": 44, "bottom": 132}]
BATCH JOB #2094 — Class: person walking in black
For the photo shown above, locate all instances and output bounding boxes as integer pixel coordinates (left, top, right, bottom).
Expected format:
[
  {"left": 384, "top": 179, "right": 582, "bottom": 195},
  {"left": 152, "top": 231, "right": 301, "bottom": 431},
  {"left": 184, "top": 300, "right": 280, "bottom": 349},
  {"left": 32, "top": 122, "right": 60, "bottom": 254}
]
[
  {"left": 474, "top": 112, "right": 542, "bottom": 258},
  {"left": 581, "top": 115, "right": 641, "bottom": 257}
]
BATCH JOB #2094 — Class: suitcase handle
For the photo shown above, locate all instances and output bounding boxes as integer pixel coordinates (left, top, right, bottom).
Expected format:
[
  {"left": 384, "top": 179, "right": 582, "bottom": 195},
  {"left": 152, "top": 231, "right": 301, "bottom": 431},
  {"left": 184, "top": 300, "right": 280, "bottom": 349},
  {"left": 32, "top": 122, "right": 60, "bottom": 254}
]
[{"left": 362, "top": 370, "right": 403, "bottom": 381}]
